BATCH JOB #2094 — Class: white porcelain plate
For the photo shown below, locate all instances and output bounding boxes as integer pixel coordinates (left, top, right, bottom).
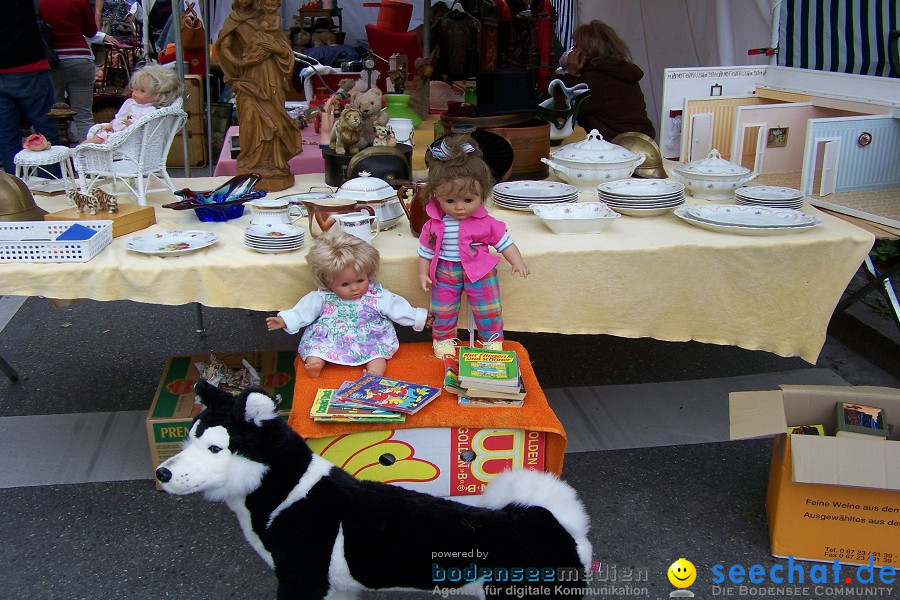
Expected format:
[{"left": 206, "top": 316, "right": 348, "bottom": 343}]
[
  {"left": 674, "top": 207, "right": 822, "bottom": 235},
  {"left": 494, "top": 180, "right": 579, "bottom": 199},
  {"left": 682, "top": 204, "right": 821, "bottom": 228},
  {"left": 125, "top": 230, "right": 218, "bottom": 256},
  {"left": 735, "top": 186, "right": 803, "bottom": 201},
  {"left": 245, "top": 224, "right": 305, "bottom": 239},
  {"left": 598, "top": 178, "right": 684, "bottom": 197}
]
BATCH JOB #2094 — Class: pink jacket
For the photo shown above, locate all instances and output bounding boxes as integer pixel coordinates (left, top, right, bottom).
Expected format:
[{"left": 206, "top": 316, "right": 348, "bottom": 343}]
[{"left": 419, "top": 198, "right": 508, "bottom": 283}]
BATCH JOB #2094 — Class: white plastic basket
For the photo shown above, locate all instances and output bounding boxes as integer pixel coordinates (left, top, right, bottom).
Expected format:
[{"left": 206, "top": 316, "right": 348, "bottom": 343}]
[{"left": 0, "top": 221, "right": 113, "bottom": 263}]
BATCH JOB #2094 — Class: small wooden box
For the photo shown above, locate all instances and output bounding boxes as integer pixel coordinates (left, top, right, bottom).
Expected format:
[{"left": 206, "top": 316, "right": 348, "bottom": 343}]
[{"left": 44, "top": 204, "right": 156, "bottom": 238}]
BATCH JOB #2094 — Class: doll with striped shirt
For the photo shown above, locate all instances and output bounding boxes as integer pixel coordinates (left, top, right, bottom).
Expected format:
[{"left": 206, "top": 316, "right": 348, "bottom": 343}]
[{"left": 417, "top": 135, "right": 530, "bottom": 359}]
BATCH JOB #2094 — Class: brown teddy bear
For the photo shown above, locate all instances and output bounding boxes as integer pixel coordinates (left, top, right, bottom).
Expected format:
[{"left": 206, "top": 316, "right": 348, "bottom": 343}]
[
  {"left": 349, "top": 87, "right": 389, "bottom": 150},
  {"left": 329, "top": 108, "right": 364, "bottom": 155}
]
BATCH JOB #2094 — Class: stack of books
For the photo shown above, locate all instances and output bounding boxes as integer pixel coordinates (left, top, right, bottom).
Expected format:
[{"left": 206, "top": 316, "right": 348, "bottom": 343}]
[
  {"left": 835, "top": 402, "right": 892, "bottom": 440},
  {"left": 443, "top": 347, "right": 526, "bottom": 408},
  {"left": 309, "top": 373, "right": 441, "bottom": 423}
]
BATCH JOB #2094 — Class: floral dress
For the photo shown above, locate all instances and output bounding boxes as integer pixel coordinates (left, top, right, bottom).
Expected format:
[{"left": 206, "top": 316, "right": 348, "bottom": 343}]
[{"left": 277, "top": 283, "right": 427, "bottom": 366}]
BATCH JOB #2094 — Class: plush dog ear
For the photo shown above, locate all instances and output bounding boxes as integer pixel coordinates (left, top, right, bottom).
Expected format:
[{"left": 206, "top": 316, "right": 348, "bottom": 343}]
[
  {"left": 243, "top": 390, "right": 279, "bottom": 426},
  {"left": 194, "top": 379, "right": 234, "bottom": 409}
]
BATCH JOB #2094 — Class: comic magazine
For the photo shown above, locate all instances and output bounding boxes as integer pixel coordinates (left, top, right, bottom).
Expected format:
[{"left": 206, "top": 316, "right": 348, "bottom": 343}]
[
  {"left": 457, "top": 347, "right": 520, "bottom": 389},
  {"left": 335, "top": 373, "right": 442, "bottom": 415},
  {"left": 309, "top": 388, "right": 406, "bottom": 423}
]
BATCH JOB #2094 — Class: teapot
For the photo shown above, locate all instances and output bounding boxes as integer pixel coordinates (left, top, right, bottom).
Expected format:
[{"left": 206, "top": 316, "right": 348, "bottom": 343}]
[
  {"left": 396, "top": 179, "right": 429, "bottom": 237},
  {"left": 335, "top": 174, "right": 406, "bottom": 231},
  {"left": 300, "top": 196, "right": 375, "bottom": 238}
]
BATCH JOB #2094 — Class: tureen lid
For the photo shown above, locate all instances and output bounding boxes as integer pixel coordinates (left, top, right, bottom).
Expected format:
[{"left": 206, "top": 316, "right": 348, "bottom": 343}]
[
  {"left": 676, "top": 149, "right": 752, "bottom": 176},
  {"left": 550, "top": 129, "right": 641, "bottom": 164},
  {"left": 335, "top": 172, "right": 396, "bottom": 202}
]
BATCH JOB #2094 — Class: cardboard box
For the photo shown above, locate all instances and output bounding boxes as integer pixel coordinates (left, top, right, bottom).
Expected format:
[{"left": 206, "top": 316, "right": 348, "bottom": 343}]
[
  {"left": 147, "top": 351, "right": 297, "bottom": 487},
  {"left": 306, "top": 427, "right": 546, "bottom": 497},
  {"left": 730, "top": 385, "right": 900, "bottom": 567},
  {"left": 44, "top": 204, "right": 156, "bottom": 238}
]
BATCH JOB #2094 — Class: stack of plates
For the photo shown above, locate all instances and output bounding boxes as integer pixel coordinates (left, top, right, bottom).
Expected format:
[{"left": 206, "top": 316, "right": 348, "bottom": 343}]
[
  {"left": 597, "top": 179, "right": 685, "bottom": 216},
  {"left": 735, "top": 186, "right": 804, "bottom": 210},
  {"left": 244, "top": 224, "right": 305, "bottom": 254},
  {"left": 492, "top": 180, "right": 578, "bottom": 211},
  {"left": 674, "top": 204, "right": 823, "bottom": 236}
]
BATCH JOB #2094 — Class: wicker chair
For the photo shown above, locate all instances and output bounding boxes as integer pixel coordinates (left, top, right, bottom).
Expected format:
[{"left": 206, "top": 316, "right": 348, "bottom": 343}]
[{"left": 72, "top": 101, "right": 187, "bottom": 205}]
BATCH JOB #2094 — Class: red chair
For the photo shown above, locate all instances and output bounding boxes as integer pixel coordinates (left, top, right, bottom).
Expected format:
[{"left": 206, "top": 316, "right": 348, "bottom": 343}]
[{"left": 364, "top": 24, "right": 423, "bottom": 92}]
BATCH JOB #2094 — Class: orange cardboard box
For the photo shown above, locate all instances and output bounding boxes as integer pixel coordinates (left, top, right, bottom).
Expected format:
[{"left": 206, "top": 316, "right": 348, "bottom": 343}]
[{"left": 730, "top": 385, "right": 900, "bottom": 567}]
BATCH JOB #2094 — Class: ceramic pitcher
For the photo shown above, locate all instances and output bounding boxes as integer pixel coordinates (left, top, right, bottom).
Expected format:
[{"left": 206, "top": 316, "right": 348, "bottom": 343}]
[
  {"left": 301, "top": 197, "right": 375, "bottom": 238},
  {"left": 397, "top": 179, "right": 429, "bottom": 237}
]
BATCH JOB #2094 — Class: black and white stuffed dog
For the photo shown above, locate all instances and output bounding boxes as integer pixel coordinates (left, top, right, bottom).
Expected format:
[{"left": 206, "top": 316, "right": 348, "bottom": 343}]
[{"left": 156, "top": 381, "right": 592, "bottom": 600}]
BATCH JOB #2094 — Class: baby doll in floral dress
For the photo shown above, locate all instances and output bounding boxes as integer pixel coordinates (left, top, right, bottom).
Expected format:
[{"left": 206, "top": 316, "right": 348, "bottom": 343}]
[{"left": 267, "top": 232, "right": 431, "bottom": 378}]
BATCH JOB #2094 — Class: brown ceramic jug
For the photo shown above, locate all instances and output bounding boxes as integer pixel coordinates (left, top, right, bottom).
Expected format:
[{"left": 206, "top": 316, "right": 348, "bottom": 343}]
[
  {"left": 301, "top": 197, "right": 375, "bottom": 238},
  {"left": 397, "top": 180, "right": 429, "bottom": 237}
]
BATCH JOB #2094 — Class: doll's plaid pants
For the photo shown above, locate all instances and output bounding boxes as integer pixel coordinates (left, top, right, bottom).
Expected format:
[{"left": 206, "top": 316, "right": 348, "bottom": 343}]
[{"left": 430, "top": 259, "right": 503, "bottom": 342}]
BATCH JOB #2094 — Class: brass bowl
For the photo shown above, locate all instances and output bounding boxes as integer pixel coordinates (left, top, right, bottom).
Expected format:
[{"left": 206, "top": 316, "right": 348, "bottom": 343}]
[{"left": 612, "top": 132, "right": 667, "bottom": 179}]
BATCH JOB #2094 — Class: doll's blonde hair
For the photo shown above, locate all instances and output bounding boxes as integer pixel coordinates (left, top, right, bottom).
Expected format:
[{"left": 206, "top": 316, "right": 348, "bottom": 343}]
[
  {"left": 306, "top": 232, "right": 380, "bottom": 290},
  {"left": 129, "top": 64, "right": 184, "bottom": 108},
  {"left": 424, "top": 134, "right": 494, "bottom": 201}
]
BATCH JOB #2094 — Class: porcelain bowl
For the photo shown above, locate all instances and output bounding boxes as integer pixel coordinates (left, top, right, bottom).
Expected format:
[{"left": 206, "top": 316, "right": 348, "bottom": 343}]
[
  {"left": 540, "top": 129, "right": 645, "bottom": 191},
  {"left": 670, "top": 149, "right": 758, "bottom": 200},
  {"left": 531, "top": 202, "right": 621, "bottom": 234}
]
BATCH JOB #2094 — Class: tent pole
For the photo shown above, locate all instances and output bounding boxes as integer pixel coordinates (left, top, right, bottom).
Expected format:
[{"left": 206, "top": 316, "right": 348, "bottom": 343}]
[
  {"left": 770, "top": 0, "right": 781, "bottom": 67},
  {"left": 423, "top": 0, "right": 431, "bottom": 56},
  {"left": 172, "top": 0, "right": 191, "bottom": 176},
  {"left": 202, "top": 0, "right": 213, "bottom": 177}
]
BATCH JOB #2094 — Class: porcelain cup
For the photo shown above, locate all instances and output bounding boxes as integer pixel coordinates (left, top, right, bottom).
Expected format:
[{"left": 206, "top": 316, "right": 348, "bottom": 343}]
[
  {"left": 249, "top": 200, "right": 304, "bottom": 226},
  {"left": 338, "top": 211, "right": 379, "bottom": 242}
]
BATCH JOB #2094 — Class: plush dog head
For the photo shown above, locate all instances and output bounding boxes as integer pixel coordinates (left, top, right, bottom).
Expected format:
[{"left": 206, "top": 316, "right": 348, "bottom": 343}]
[{"left": 155, "top": 380, "right": 280, "bottom": 501}]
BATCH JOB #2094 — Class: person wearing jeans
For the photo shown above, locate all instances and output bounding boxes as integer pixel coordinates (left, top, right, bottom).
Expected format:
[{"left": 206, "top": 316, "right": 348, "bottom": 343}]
[
  {"left": 0, "top": 1, "right": 60, "bottom": 174},
  {"left": 40, "top": 0, "right": 117, "bottom": 142}
]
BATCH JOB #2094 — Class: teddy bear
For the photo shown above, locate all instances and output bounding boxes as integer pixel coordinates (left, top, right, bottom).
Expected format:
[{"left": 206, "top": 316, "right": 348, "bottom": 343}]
[
  {"left": 349, "top": 86, "right": 389, "bottom": 150},
  {"left": 372, "top": 123, "right": 396, "bottom": 147},
  {"left": 329, "top": 108, "right": 364, "bottom": 155}
]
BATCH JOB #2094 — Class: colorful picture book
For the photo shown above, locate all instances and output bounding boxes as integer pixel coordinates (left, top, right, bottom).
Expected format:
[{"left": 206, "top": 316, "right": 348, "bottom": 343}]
[
  {"left": 835, "top": 402, "right": 890, "bottom": 439},
  {"left": 309, "top": 388, "right": 406, "bottom": 423},
  {"left": 787, "top": 424, "right": 825, "bottom": 436},
  {"left": 457, "top": 346, "right": 520, "bottom": 389},
  {"left": 458, "top": 395, "right": 525, "bottom": 408},
  {"left": 335, "top": 373, "right": 442, "bottom": 415},
  {"left": 443, "top": 353, "right": 526, "bottom": 405}
]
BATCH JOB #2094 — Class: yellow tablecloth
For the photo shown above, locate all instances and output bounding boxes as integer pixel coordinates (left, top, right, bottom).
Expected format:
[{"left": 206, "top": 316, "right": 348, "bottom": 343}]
[{"left": 0, "top": 173, "right": 873, "bottom": 364}]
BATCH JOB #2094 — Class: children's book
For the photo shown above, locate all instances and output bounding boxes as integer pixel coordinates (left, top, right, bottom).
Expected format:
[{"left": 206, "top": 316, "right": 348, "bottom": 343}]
[
  {"left": 835, "top": 402, "right": 889, "bottom": 439},
  {"left": 442, "top": 355, "right": 467, "bottom": 395},
  {"left": 310, "top": 388, "right": 406, "bottom": 423},
  {"left": 335, "top": 373, "right": 442, "bottom": 415},
  {"left": 458, "top": 395, "right": 524, "bottom": 408},
  {"left": 457, "top": 346, "right": 520, "bottom": 389},
  {"left": 786, "top": 424, "right": 825, "bottom": 436},
  {"left": 465, "top": 384, "right": 526, "bottom": 401}
]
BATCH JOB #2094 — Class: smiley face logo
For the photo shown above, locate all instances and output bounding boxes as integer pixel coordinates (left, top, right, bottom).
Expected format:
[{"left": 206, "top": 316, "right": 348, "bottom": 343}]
[{"left": 667, "top": 558, "right": 696, "bottom": 588}]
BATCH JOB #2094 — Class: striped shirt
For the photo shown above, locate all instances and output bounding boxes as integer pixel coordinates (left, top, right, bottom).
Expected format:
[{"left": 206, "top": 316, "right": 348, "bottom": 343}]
[{"left": 418, "top": 215, "right": 513, "bottom": 262}]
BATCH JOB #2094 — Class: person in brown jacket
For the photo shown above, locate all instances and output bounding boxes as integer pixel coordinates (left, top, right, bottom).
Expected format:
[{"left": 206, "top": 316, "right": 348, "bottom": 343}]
[{"left": 560, "top": 19, "right": 656, "bottom": 142}]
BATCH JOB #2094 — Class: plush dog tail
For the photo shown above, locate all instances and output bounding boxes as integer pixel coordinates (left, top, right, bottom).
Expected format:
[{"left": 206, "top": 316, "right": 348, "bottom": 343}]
[{"left": 479, "top": 470, "right": 592, "bottom": 570}]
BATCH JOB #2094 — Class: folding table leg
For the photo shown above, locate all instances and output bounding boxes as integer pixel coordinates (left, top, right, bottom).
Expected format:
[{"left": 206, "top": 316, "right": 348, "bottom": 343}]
[
  {"left": 0, "top": 353, "right": 20, "bottom": 383},
  {"left": 194, "top": 302, "right": 207, "bottom": 337}
]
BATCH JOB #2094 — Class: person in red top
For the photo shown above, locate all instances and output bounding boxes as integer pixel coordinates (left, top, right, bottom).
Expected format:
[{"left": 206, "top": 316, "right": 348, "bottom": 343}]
[
  {"left": 0, "top": 0, "right": 60, "bottom": 174},
  {"left": 40, "top": 0, "right": 117, "bottom": 142}
]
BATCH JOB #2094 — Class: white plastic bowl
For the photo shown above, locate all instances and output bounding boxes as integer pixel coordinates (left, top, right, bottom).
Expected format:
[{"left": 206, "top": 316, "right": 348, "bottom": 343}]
[{"left": 531, "top": 202, "right": 621, "bottom": 234}]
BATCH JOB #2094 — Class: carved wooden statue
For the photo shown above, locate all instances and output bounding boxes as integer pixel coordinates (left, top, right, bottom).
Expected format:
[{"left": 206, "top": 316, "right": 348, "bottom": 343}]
[{"left": 217, "top": 0, "right": 302, "bottom": 192}]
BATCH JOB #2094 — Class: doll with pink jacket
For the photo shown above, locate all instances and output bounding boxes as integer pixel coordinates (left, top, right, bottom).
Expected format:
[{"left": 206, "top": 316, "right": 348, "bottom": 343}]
[{"left": 417, "top": 135, "right": 531, "bottom": 359}]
